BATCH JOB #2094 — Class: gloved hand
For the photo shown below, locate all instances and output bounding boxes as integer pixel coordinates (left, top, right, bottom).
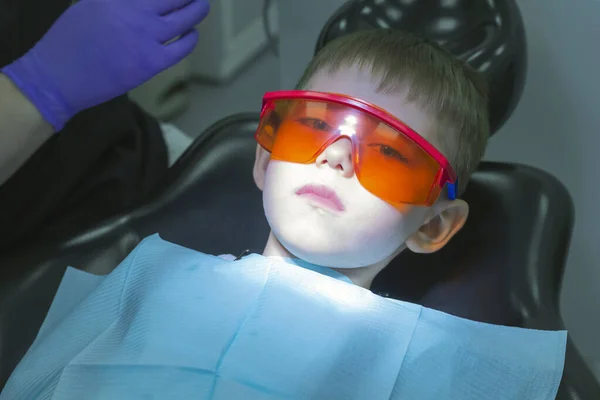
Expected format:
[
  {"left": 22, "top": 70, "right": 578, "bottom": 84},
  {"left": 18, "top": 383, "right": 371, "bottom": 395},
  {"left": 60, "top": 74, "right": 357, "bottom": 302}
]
[{"left": 1, "top": 0, "right": 210, "bottom": 131}]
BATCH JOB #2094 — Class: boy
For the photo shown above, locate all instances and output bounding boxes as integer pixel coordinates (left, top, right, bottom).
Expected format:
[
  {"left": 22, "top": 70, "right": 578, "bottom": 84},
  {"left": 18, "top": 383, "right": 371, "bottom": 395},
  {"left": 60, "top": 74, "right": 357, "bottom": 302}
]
[
  {"left": 1, "top": 30, "right": 565, "bottom": 399},
  {"left": 254, "top": 29, "right": 488, "bottom": 288}
]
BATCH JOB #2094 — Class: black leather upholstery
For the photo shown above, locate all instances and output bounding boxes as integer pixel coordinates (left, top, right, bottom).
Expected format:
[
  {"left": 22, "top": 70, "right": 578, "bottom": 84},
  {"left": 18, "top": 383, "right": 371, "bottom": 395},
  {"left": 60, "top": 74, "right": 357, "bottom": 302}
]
[
  {"left": 0, "top": 114, "right": 598, "bottom": 398},
  {"left": 373, "top": 161, "right": 571, "bottom": 326},
  {"left": 315, "top": 0, "right": 527, "bottom": 135}
]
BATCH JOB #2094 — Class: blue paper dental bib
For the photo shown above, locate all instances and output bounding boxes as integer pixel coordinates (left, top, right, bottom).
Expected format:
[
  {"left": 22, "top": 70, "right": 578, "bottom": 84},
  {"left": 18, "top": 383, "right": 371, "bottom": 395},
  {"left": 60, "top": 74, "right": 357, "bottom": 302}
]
[{"left": 1, "top": 235, "right": 566, "bottom": 399}]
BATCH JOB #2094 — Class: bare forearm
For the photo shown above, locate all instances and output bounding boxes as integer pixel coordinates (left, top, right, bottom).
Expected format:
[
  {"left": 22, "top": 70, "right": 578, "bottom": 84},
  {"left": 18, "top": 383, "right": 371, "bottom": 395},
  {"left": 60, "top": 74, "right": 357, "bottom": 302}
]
[{"left": 0, "top": 73, "right": 54, "bottom": 186}]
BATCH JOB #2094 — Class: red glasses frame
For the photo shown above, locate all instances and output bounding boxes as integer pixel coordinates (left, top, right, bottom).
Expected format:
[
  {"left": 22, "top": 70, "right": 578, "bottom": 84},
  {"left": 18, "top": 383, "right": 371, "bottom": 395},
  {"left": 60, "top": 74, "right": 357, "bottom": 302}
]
[{"left": 260, "top": 91, "right": 458, "bottom": 191}]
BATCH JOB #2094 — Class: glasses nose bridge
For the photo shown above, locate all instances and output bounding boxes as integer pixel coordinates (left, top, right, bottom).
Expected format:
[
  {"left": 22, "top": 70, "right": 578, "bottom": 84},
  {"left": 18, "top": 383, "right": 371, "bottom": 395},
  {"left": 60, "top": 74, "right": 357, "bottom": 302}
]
[{"left": 316, "top": 135, "right": 356, "bottom": 174}]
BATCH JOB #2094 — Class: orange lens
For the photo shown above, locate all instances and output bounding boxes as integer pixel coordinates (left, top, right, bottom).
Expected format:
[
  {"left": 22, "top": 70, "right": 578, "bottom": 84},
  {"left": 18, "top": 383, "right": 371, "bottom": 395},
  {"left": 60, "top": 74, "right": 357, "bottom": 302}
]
[
  {"left": 354, "top": 122, "right": 443, "bottom": 206},
  {"left": 255, "top": 98, "right": 444, "bottom": 206}
]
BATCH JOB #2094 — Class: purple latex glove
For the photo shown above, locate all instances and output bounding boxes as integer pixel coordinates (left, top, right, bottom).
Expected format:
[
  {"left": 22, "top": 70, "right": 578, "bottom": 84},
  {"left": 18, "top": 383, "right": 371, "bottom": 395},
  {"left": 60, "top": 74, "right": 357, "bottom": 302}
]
[{"left": 1, "top": 0, "right": 210, "bottom": 131}]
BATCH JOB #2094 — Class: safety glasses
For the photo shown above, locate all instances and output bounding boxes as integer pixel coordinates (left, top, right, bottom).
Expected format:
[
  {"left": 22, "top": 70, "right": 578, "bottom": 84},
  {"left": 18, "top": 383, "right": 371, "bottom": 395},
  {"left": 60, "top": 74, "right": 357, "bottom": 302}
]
[{"left": 255, "top": 91, "right": 457, "bottom": 207}]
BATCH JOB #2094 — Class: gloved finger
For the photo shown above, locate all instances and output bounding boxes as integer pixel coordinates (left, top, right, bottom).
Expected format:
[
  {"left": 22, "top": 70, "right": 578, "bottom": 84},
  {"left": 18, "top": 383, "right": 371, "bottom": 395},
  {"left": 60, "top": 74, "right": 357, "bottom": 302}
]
[
  {"left": 150, "top": 0, "right": 206, "bottom": 16},
  {"left": 162, "top": 29, "right": 200, "bottom": 67},
  {"left": 157, "top": 0, "right": 210, "bottom": 43}
]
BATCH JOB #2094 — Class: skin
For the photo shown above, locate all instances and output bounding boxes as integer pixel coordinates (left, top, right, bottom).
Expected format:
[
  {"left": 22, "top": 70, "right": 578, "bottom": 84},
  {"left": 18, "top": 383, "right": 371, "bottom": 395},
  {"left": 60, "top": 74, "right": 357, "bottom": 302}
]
[
  {"left": 0, "top": 74, "right": 53, "bottom": 186},
  {"left": 253, "top": 66, "right": 469, "bottom": 289}
]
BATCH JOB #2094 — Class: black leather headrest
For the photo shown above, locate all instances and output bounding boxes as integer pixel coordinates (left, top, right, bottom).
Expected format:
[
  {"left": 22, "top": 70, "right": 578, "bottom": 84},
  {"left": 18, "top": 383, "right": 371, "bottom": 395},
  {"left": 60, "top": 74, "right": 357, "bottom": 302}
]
[
  {"left": 315, "top": 0, "right": 527, "bottom": 135},
  {"left": 372, "top": 161, "right": 572, "bottom": 325}
]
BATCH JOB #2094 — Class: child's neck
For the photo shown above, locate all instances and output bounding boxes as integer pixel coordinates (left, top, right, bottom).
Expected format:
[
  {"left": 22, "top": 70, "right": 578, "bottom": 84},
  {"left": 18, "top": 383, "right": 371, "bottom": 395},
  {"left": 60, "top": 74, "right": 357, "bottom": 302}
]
[
  {"left": 262, "top": 232, "right": 389, "bottom": 289},
  {"left": 262, "top": 231, "right": 295, "bottom": 259}
]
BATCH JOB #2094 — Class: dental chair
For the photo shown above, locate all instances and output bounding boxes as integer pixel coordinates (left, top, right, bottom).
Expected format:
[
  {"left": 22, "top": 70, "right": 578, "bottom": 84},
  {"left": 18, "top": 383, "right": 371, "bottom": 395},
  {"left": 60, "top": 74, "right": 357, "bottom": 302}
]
[
  {"left": 0, "top": 1, "right": 598, "bottom": 399},
  {"left": 0, "top": 113, "right": 593, "bottom": 398}
]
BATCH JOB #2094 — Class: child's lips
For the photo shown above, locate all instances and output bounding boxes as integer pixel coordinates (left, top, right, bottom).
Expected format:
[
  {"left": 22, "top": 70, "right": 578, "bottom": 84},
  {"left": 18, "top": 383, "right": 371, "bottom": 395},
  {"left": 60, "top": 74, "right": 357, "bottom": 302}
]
[{"left": 295, "top": 184, "right": 345, "bottom": 212}]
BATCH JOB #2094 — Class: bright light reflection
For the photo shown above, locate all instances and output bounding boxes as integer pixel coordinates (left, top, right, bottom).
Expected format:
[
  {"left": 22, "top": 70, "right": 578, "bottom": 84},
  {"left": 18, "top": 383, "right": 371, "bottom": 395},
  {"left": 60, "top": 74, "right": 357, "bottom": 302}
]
[{"left": 338, "top": 115, "right": 358, "bottom": 137}]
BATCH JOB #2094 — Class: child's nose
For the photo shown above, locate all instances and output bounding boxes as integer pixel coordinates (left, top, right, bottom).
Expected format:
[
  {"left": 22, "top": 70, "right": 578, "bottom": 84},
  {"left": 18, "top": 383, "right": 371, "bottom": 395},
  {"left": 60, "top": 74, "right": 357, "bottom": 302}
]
[{"left": 315, "top": 138, "right": 354, "bottom": 177}]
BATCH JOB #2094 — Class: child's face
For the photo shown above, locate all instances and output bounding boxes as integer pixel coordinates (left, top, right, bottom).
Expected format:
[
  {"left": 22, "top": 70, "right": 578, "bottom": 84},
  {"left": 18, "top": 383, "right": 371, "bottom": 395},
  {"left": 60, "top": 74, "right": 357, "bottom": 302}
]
[{"left": 254, "top": 66, "right": 468, "bottom": 269}]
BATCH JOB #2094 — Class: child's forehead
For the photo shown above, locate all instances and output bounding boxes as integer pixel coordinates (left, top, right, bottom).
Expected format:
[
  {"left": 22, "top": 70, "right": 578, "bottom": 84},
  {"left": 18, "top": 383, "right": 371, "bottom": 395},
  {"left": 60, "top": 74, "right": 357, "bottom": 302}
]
[{"left": 304, "top": 66, "right": 437, "bottom": 146}]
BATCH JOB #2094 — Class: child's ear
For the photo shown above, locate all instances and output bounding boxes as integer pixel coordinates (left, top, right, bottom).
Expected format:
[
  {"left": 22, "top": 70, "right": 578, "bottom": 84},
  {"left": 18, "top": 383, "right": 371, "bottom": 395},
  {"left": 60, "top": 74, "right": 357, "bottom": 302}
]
[
  {"left": 406, "top": 199, "right": 469, "bottom": 254},
  {"left": 253, "top": 145, "right": 271, "bottom": 191}
]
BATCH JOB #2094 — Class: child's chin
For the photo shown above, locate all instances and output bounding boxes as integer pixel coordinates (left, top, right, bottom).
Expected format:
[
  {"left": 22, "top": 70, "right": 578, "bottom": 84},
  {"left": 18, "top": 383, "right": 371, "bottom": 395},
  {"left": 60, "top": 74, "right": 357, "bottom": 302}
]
[{"left": 272, "top": 223, "right": 391, "bottom": 268}]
